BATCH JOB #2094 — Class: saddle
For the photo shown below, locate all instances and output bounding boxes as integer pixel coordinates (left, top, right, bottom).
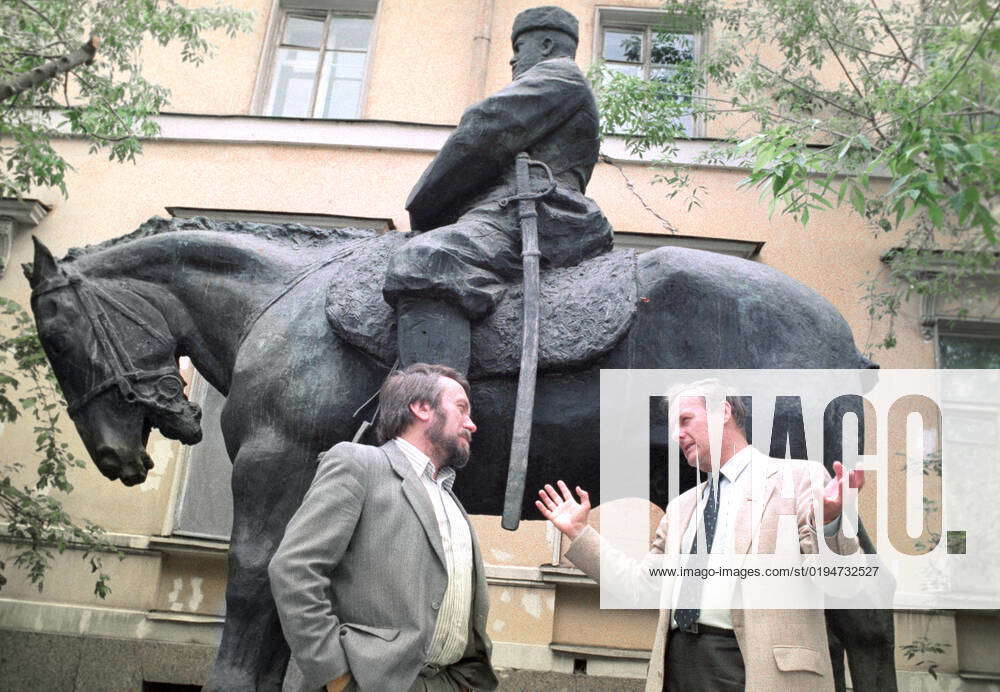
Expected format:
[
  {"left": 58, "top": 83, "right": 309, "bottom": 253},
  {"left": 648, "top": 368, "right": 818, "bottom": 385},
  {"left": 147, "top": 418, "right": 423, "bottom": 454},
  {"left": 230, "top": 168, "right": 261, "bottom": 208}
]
[{"left": 325, "top": 233, "right": 637, "bottom": 378}]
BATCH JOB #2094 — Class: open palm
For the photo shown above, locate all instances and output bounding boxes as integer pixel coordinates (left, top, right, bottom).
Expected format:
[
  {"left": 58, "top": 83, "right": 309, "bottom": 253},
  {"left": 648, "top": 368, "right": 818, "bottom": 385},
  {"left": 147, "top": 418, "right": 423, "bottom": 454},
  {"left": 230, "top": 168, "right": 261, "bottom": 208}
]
[{"left": 536, "top": 480, "right": 591, "bottom": 540}]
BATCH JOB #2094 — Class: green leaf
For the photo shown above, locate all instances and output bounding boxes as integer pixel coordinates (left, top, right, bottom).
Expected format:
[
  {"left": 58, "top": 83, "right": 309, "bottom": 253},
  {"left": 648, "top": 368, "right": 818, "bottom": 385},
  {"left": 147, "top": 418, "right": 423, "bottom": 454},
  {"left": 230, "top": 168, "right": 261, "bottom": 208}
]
[
  {"left": 850, "top": 186, "right": 866, "bottom": 215},
  {"left": 837, "top": 179, "right": 849, "bottom": 205},
  {"left": 926, "top": 201, "right": 944, "bottom": 227},
  {"left": 772, "top": 167, "right": 792, "bottom": 196}
]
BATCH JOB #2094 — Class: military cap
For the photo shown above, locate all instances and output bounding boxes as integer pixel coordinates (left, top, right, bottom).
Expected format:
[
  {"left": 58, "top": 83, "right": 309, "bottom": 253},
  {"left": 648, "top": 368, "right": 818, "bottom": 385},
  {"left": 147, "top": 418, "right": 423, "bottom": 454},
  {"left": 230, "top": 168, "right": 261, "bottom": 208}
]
[{"left": 511, "top": 6, "right": 579, "bottom": 44}]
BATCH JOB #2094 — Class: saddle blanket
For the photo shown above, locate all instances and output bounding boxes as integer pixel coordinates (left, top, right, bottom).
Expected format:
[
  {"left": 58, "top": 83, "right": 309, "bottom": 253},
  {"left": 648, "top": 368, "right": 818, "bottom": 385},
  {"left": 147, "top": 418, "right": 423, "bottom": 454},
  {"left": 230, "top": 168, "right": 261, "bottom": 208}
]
[{"left": 325, "top": 233, "right": 637, "bottom": 378}]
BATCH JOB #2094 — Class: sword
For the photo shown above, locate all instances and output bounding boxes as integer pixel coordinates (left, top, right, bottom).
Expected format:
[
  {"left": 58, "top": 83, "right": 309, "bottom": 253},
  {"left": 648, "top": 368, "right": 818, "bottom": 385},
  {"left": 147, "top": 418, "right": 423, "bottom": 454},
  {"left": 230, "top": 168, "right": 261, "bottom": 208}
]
[{"left": 500, "top": 153, "right": 555, "bottom": 531}]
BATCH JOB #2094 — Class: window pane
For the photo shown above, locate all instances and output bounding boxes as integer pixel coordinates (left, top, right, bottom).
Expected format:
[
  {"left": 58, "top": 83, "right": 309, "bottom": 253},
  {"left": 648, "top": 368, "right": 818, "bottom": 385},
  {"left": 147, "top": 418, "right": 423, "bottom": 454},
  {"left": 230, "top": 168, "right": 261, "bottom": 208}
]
[
  {"left": 606, "top": 62, "right": 642, "bottom": 78},
  {"left": 327, "top": 16, "right": 372, "bottom": 51},
  {"left": 650, "top": 65, "right": 694, "bottom": 133},
  {"left": 650, "top": 65, "right": 678, "bottom": 82},
  {"left": 283, "top": 14, "right": 324, "bottom": 48},
  {"left": 651, "top": 32, "right": 694, "bottom": 66},
  {"left": 172, "top": 379, "right": 233, "bottom": 541},
  {"left": 651, "top": 65, "right": 693, "bottom": 91},
  {"left": 317, "top": 51, "right": 366, "bottom": 118},
  {"left": 266, "top": 48, "right": 320, "bottom": 117},
  {"left": 320, "top": 79, "right": 364, "bottom": 119},
  {"left": 939, "top": 334, "right": 1000, "bottom": 368},
  {"left": 603, "top": 29, "right": 643, "bottom": 63}
]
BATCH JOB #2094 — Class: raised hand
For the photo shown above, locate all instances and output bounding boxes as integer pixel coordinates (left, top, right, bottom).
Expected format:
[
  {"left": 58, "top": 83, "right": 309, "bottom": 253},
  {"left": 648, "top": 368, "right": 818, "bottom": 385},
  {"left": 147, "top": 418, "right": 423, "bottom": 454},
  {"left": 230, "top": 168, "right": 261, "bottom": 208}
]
[
  {"left": 823, "top": 461, "right": 865, "bottom": 522},
  {"left": 536, "top": 480, "right": 591, "bottom": 540}
]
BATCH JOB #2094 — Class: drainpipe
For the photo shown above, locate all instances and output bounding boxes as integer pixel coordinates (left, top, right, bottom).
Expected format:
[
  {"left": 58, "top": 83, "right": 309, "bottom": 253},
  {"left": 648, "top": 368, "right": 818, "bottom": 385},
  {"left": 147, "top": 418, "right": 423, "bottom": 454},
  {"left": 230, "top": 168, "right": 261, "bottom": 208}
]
[{"left": 468, "top": 0, "right": 496, "bottom": 104}]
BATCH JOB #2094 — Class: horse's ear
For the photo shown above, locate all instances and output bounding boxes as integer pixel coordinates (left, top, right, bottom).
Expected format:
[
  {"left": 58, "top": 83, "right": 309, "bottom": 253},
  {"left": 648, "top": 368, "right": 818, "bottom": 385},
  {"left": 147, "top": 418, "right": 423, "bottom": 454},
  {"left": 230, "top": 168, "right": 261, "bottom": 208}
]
[{"left": 25, "top": 236, "right": 59, "bottom": 289}]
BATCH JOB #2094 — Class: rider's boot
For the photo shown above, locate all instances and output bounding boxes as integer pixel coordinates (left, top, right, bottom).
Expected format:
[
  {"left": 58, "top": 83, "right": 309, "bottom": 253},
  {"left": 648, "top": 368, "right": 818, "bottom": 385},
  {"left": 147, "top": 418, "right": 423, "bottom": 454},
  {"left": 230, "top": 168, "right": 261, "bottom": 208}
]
[{"left": 396, "top": 297, "right": 471, "bottom": 375}]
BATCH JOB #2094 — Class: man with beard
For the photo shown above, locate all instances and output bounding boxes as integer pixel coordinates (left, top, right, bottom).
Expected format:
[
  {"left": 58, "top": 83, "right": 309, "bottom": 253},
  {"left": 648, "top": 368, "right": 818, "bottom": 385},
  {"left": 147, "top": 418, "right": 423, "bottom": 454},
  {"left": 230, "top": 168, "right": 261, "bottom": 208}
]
[{"left": 270, "top": 364, "right": 497, "bottom": 692}]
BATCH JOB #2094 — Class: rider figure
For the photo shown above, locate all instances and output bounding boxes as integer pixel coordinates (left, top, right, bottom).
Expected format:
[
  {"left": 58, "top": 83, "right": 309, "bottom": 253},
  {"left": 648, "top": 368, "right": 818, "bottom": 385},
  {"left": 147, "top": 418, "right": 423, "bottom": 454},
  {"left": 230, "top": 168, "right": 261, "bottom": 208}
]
[{"left": 383, "top": 5, "right": 614, "bottom": 374}]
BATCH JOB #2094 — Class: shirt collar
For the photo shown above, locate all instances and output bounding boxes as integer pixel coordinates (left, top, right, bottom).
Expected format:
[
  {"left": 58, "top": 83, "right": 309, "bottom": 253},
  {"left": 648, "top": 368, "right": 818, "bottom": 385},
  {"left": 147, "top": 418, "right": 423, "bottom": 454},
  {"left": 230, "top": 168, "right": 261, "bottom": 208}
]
[
  {"left": 720, "top": 445, "right": 753, "bottom": 484},
  {"left": 698, "top": 444, "right": 753, "bottom": 488},
  {"left": 393, "top": 437, "right": 456, "bottom": 491}
]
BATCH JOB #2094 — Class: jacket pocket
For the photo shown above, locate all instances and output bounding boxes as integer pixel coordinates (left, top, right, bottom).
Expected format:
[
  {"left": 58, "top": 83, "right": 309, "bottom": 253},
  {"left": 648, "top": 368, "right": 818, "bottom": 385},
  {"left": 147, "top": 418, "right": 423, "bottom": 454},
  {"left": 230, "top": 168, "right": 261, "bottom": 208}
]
[
  {"left": 772, "top": 646, "right": 825, "bottom": 674},
  {"left": 340, "top": 623, "right": 400, "bottom": 641}
]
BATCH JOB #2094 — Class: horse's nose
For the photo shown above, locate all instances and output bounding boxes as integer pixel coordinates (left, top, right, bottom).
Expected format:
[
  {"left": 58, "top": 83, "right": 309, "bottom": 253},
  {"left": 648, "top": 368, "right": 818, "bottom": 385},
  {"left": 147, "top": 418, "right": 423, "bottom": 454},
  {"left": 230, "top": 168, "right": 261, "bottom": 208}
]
[
  {"left": 119, "top": 468, "right": 144, "bottom": 486},
  {"left": 95, "top": 447, "right": 121, "bottom": 481},
  {"left": 118, "top": 452, "right": 151, "bottom": 487}
]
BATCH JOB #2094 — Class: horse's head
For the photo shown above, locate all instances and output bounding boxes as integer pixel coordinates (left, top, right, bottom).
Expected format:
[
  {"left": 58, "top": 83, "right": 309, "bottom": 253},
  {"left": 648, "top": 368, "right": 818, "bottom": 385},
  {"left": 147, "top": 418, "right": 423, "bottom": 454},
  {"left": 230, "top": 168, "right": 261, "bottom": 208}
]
[{"left": 26, "top": 238, "right": 202, "bottom": 486}]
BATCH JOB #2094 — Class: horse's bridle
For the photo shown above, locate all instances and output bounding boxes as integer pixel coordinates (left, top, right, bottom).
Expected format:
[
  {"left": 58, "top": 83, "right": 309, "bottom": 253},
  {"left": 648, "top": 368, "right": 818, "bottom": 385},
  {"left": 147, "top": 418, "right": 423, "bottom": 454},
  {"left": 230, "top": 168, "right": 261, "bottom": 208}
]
[{"left": 32, "top": 270, "right": 186, "bottom": 418}]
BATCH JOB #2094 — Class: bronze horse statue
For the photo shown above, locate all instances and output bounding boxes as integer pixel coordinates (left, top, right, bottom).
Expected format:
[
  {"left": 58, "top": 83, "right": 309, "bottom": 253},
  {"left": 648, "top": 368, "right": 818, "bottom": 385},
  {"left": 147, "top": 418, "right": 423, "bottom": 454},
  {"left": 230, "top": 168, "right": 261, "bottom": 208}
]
[{"left": 26, "top": 216, "right": 895, "bottom": 691}]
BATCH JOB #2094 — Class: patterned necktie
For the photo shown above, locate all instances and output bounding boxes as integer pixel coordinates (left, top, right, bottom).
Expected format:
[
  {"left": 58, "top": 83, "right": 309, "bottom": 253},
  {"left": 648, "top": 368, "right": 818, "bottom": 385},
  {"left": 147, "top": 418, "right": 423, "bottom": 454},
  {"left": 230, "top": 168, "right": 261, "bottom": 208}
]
[{"left": 674, "top": 474, "right": 719, "bottom": 630}]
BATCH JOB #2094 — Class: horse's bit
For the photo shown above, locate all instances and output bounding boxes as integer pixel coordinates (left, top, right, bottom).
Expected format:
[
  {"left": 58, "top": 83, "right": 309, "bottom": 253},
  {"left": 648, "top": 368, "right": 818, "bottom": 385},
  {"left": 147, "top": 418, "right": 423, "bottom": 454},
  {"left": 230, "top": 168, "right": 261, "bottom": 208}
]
[{"left": 32, "top": 271, "right": 185, "bottom": 418}]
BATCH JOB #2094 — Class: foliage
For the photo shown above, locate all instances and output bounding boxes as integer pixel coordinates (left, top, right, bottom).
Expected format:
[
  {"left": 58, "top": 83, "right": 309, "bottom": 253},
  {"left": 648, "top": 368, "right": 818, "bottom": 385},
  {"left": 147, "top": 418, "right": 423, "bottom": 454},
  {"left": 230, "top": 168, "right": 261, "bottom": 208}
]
[
  {"left": 900, "top": 633, "right": 951, "bottom": 679},
  {"left": 0, "top": 0, "right": 253, "bottom": 198},
  {"left": 0, "top": 297, "right": 121, "bottom": 597},
  {"left": 592, "top": 0, "right": 1000, "bottom": 348}
]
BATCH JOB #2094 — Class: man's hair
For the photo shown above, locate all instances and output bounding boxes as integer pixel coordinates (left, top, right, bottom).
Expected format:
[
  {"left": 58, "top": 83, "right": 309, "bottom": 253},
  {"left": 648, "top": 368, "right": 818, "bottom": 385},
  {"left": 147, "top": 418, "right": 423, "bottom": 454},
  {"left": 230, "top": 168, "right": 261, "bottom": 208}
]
[
  {"left": 662, "top": 378, "right": 749, "bottom": 437},
  {"left": 375, "top": 363, "right": 471, "bottom": 444}
]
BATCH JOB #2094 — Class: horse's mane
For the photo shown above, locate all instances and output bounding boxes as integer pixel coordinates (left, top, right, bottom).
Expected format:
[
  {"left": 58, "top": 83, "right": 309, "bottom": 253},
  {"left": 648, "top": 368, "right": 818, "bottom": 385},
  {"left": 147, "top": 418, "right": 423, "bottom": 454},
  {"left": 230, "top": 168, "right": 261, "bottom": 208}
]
[{"left": 63, "top": 215, "right": 379, "bottom": 262}]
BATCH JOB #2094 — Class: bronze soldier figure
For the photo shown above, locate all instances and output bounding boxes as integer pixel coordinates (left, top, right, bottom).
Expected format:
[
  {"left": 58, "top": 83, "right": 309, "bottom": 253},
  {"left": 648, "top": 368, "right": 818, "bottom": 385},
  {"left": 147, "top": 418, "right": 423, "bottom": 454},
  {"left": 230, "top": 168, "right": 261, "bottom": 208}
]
[{"left": 383, "top": 5, "right": 614, "bottom": 373}]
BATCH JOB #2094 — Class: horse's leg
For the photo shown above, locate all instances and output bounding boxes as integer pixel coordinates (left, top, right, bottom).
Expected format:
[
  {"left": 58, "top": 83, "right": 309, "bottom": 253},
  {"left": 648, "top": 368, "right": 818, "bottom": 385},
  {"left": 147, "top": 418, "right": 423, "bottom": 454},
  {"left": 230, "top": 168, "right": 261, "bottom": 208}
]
[{"left": 204, "top": 433, "right": 318, "bottom": 691}]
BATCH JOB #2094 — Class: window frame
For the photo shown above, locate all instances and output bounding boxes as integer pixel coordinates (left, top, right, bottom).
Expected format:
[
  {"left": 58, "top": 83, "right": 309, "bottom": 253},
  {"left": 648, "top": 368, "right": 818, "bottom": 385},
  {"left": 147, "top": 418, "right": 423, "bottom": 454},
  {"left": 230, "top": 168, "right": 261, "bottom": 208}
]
[
  {"left": 255, "top": 5, "right": 377, "bottom": 119},
  {"left": 935, "top": 322, "right": 1000, "bottom": 369},
  {"left": 593, "top": 7, "right": 705, "bottom": 137}
]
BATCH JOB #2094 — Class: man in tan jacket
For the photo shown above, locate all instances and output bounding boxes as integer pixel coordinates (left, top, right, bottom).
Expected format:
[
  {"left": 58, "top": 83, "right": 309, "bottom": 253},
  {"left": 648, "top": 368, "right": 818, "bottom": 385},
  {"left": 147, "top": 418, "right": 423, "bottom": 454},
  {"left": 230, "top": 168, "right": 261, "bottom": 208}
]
[{"left": 537, "top": 380, "right": 864, "bottom": 692}]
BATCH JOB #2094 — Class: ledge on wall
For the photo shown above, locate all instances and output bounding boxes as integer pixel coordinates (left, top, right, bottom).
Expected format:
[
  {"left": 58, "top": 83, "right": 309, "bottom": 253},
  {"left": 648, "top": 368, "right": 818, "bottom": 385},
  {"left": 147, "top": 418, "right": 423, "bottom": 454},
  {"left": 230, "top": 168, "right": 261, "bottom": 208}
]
[
  {"left": 881, "top": 246, "right": 1000, "bottom": 340},
  {"left": 0, "top": 198, "right": 50, "bottom": 278},
  {"left": 614, "top": 231, "right": 763, "bottom": 259},
  {"left": 166, "top": 206, "right": 395, "bottom": 232}
]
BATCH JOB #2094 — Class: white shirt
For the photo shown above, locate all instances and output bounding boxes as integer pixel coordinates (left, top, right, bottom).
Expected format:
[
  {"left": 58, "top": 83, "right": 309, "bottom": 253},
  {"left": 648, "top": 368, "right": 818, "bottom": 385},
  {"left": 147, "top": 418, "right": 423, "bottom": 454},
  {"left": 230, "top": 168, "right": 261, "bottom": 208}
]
[
  {"left": 394, "top": 437, "right": 473, "bottom": 665},
  {"left": 671, "top": 446, "right": 841, "bottom": 630}
]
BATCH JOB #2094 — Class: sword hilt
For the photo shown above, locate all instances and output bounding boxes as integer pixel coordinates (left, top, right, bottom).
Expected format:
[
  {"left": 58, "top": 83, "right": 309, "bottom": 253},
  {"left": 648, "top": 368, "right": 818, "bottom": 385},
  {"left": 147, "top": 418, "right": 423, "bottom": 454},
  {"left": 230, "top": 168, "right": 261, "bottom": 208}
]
[{"left": 497, "top": 156, "right": 556, "bottom": 208}]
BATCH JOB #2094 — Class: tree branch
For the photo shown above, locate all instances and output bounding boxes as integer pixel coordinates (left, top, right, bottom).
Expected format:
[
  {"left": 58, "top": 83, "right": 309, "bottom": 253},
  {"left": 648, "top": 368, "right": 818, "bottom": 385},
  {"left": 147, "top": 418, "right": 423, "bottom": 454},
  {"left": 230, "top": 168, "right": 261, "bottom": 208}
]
[
  {"left": 68, "top": 70, "right": 137, "bottom": 142},
  {"left": 868, "top": 0, "right": 916, "bottom": 70},
  {"left": 823, "top": 38, "right": 890, "bottom": 143},
  {"left": 909, "top": 3, "right": 1000, "bottom": 117},
  {"left": 13, "top": 0, "right": 76, "bottom": 52},
  {"left": 758, "top": 63, "right": 874, "bottom": 122},
  {"left": 0, "top": 37, "right": 100, "bottom": 102},
  {"left": 824, "top": 34, "right": 910, "bottom": 62}
]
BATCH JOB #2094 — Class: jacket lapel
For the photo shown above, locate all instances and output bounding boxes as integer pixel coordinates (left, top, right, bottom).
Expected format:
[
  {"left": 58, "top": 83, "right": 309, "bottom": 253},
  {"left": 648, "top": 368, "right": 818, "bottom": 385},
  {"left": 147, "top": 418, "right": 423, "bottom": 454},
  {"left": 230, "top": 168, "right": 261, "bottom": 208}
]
[
  {"left": 383, "top": 442, "right": 447, "bottom": 569},
  {"left": 734, "top": 449, "right": 781, "bottom": 554},
  {"left": 675, "top": 482, "right": 701, "bottom": 549}
]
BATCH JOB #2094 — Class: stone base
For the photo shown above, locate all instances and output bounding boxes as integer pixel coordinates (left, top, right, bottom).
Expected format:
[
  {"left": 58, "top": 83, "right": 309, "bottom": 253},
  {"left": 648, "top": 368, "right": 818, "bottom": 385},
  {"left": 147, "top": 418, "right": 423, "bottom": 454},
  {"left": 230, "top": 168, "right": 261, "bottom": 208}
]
[{"left": 0, "top": 629, "right": 215, "bottom": 692}]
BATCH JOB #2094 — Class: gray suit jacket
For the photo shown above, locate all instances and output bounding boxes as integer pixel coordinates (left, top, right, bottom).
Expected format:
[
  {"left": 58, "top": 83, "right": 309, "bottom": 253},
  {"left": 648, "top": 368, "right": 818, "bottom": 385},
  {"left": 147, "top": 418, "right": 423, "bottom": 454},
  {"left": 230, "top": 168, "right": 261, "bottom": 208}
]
[{"left": 269, "top": 441, "right": 498, "bottom": 692}]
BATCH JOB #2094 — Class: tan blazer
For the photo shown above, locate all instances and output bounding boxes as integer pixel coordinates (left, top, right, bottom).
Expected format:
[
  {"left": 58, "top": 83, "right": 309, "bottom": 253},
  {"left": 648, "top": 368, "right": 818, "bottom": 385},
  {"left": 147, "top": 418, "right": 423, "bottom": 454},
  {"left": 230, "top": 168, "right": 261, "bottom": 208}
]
[{"left": 566, "top": 449, "right": 859, "bottom": 692}]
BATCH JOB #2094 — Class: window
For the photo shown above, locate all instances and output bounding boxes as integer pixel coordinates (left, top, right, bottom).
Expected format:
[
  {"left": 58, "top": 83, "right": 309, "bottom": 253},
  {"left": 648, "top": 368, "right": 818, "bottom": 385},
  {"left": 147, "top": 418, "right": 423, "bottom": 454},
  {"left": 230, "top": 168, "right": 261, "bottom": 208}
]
[
  {"left": 263, "top": 1, "right": 376, "bottom": 119},
  {"left": 938, "top": 328, "right": 1000, "bottom": 369},
  {"left": 171, "top": 371, "right": 232, "bottom": 540},
  {"left": 596, "top": 8, "right": 700, "bottom": 135}
]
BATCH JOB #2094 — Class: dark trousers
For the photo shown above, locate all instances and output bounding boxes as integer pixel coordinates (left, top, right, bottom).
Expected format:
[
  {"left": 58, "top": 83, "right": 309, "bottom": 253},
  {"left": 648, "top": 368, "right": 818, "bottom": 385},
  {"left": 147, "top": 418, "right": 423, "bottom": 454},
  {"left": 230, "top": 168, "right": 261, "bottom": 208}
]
[{"left": 665, "top": 629, "right": 746, "bottom": 692}]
